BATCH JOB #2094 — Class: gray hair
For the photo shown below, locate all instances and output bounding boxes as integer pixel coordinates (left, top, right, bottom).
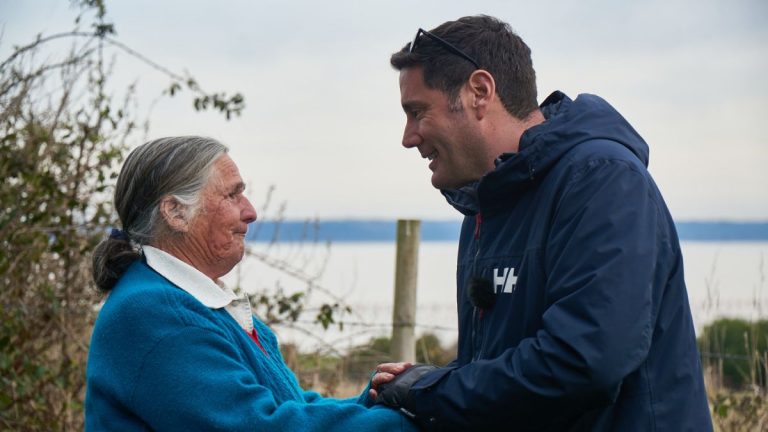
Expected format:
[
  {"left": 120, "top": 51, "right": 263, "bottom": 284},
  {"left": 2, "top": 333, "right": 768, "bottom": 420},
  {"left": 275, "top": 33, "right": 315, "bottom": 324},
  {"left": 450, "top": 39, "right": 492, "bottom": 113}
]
[{"left": 92, "top": 136, "right": 228, "bottom": 292}]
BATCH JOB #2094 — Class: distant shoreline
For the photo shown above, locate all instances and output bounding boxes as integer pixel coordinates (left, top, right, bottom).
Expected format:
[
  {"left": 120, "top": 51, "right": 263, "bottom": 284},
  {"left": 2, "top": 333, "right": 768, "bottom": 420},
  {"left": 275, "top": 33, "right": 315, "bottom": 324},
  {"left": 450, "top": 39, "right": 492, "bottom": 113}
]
[{"left": 245, "top": 220, "right": 768, "bottom": 243}]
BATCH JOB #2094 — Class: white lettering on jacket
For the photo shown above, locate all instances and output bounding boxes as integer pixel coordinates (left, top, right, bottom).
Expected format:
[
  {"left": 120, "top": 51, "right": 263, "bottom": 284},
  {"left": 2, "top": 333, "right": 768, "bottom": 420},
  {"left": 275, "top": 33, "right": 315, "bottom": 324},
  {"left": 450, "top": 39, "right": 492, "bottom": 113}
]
[{"left": 493, "top": 267, "right": 518, "bottom": 294}]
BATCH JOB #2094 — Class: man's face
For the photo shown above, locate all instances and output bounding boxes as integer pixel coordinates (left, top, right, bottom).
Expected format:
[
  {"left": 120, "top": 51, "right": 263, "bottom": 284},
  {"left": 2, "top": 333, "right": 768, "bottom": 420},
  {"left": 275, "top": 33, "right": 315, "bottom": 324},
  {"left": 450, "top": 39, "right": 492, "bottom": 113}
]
[
  {"left": 399, "top": 67, "right": 485, "bottom": 190},
  {"left": 186, "top": 154, "right": 257, "bottom": 277}
]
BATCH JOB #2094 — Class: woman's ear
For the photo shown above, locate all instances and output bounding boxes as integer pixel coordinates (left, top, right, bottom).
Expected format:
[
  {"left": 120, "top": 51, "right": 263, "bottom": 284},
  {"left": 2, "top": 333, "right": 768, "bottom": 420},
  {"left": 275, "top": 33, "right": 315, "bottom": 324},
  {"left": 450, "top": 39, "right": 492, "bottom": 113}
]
[
  {"left": 159, "top": 196, "right": 189, "bottom": 233},
  {"left": 466, "top": 70, "right": 496, "bottom": 119}
]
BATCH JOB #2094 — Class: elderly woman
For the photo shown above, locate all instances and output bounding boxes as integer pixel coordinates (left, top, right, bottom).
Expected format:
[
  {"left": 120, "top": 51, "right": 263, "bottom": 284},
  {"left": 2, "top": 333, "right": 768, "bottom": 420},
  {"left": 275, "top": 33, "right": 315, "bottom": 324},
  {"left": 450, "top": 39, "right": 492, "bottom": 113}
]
[{"left": 86, "top": 136, "right": 415, "bottom": 431}]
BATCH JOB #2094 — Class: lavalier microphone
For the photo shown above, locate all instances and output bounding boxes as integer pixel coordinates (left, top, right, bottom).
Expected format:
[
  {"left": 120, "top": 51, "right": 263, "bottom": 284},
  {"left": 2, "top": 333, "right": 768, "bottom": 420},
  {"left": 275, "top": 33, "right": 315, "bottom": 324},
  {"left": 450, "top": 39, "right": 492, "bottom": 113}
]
[{"left": 467, "top": 276, "right": 496, "bottom": 310}]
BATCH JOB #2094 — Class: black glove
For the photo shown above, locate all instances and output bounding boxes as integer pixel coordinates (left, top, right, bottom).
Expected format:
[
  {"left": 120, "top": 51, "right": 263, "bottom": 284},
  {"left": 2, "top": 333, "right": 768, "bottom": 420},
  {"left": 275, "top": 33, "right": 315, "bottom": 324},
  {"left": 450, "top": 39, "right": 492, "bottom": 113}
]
[{"left": 376, "top": 364, "right": 438, "bottom": 409}]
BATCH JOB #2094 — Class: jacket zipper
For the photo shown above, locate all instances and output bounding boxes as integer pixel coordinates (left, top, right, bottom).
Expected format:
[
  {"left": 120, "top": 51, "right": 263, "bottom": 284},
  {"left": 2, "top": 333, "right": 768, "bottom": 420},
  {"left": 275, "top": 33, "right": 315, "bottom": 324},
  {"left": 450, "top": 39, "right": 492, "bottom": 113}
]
[{"left": 472, "top": 212, "right": 484, "bottom": 361}]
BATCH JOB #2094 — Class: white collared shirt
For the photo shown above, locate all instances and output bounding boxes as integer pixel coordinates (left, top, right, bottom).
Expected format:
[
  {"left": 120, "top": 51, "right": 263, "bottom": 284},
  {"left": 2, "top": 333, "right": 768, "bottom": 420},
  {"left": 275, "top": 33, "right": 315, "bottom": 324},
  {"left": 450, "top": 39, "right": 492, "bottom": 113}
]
[{"left": 142, "top": 245, "right": 254, "bottom": 334}]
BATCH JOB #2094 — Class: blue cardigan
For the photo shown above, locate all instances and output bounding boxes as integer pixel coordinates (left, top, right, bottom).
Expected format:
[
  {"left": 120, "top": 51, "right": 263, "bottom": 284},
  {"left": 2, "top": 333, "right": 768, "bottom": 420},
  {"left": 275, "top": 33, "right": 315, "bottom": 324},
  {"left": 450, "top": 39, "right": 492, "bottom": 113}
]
[{"left": 85, "top": 260, "right": 415, "bottom": 431}]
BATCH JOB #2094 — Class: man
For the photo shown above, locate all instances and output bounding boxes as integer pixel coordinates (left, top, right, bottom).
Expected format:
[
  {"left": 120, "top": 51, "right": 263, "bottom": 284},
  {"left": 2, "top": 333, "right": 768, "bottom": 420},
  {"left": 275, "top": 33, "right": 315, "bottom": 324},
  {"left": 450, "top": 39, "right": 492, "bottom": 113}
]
[{"left": 372, "top": 15, "right": 712, "bottom": 431}]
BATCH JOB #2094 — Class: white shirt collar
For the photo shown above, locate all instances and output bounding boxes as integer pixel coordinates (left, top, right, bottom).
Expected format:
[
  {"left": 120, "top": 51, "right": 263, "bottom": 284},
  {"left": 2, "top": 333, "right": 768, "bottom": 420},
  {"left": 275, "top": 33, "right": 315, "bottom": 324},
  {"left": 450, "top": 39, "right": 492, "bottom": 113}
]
[
  {"left": 142, "top": 245, "right": 237, "bottom": 309},
  {"left": 142, "top": 246, "right": 254, "bottom": 333}
]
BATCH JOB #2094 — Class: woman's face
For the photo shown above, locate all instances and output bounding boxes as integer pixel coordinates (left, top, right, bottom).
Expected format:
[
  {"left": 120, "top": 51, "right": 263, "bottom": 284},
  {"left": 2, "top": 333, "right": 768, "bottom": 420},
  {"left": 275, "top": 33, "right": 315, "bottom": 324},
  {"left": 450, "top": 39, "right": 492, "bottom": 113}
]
[{"left": 184, "top": 154, "right": 257, "bottom": 278}]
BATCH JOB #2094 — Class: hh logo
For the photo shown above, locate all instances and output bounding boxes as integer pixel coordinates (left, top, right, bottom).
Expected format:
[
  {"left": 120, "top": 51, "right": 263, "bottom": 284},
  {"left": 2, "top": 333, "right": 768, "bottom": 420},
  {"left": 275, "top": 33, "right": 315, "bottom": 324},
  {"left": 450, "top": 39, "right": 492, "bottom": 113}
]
[{"left": 493, "top": 267, "right": 518, "bottom": 293}]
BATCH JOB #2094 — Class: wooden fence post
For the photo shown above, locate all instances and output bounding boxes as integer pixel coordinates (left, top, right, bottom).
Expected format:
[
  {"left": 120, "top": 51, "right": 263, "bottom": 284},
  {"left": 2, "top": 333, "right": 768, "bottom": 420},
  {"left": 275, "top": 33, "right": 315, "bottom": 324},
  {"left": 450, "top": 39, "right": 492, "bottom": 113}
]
[{"left": 391, "top": 219, "right": 420, "bottom": 363}]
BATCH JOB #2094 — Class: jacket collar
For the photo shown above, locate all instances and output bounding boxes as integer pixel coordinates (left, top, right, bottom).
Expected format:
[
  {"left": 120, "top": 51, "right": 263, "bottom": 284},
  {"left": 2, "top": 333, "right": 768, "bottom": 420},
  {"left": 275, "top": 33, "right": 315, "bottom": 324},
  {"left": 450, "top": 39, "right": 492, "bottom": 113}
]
[{"left": 442, "top": 91, "right": 649, "bottom": 215}]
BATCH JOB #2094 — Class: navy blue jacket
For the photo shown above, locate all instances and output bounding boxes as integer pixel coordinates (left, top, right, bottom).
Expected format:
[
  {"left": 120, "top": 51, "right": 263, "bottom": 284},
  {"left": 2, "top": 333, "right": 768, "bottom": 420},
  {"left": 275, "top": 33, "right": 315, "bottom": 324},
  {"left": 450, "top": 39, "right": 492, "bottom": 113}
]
[{"left": 402, "top": 92, "right": 712, "bottom": 431}]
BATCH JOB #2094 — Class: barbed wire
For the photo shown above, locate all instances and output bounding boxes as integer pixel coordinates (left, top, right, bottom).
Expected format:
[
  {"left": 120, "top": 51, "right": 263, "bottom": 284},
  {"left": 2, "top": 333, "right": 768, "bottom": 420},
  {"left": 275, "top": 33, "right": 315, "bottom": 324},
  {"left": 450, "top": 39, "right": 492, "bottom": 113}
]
[
  {"left": 691, "top": 299, "right": 768, "bottom": 309},
  {"left": 274, "top": 319, "right": 458, "bottom": 333},
  {"left": 700, "top": 352, "right": 761, "bottom": 362}
]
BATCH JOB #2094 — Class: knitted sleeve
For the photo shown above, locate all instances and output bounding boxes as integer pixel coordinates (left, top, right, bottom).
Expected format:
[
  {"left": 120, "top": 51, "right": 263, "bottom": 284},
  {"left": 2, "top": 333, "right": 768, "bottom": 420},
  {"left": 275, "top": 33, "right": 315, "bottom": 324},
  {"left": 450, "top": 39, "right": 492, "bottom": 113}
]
[
  {"left": 128, "top": 326, "right": 416, "bottom": 432},
  {"left": 302, "top": 380, "right": 374, "bottom": 406}
]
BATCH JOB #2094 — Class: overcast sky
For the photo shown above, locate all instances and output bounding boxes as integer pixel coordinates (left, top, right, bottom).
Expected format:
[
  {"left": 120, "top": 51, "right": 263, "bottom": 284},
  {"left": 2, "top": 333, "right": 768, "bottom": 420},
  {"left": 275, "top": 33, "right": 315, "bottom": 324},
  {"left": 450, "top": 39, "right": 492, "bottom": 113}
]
[{"left": 2, "top": 0, "right": 766, "bottom": 221}]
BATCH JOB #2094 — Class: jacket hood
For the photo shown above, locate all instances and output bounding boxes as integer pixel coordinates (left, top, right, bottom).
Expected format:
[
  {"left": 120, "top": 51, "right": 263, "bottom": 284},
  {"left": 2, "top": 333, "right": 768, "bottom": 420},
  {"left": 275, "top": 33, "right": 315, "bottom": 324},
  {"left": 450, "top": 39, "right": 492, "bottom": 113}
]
[{"left": 443, "top": 91, "right": 650, "bottom": 215}]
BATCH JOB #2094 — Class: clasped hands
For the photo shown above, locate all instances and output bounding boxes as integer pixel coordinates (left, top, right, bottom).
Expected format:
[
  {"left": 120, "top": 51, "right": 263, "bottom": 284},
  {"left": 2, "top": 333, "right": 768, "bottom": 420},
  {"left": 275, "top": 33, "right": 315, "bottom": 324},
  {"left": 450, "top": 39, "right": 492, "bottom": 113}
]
[{"left": 369, "top": 362, "right": 438, "bottom": 409}]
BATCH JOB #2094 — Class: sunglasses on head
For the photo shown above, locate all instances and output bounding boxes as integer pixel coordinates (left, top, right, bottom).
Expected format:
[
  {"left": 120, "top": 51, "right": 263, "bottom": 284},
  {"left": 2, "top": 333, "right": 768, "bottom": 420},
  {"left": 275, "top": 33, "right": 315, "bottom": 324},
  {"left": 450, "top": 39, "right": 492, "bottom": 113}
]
[{"left": 409, "top": 28, "right": 480, "bottom": 69}]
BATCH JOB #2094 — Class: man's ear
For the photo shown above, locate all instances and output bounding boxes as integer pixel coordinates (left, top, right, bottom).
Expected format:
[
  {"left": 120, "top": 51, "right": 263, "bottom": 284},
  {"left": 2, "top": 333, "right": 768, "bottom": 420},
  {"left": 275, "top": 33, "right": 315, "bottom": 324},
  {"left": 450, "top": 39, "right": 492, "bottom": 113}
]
[
  {"left": 159, "top": 196, "right": 189, "bottom": 233},
  {"left": 466, "top": 70, "right": 496, "bottom": 120}
]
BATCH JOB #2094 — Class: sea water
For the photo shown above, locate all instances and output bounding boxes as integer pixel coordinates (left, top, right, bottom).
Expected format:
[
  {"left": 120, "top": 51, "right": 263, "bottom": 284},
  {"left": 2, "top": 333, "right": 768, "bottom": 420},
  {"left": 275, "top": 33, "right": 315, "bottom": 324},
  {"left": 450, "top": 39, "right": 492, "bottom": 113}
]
[{"left": 223, "top": 241, "right": 768, "bottom": 352}]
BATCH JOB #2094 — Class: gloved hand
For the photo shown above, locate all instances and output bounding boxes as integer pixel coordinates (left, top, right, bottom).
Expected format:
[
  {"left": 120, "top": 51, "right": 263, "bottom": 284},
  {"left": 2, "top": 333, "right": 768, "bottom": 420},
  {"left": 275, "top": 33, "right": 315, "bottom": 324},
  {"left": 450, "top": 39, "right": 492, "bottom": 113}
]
[{"left": 376, "top": 363, "right": 438, "bottom": 408}]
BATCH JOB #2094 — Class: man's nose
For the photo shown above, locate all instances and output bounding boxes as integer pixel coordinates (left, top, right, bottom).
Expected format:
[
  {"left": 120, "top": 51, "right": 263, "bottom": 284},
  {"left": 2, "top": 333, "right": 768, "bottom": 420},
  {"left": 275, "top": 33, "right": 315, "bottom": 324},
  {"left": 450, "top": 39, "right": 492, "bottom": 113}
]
[{"left": 402, "top": 120, "right": 422, "bottom": 149}]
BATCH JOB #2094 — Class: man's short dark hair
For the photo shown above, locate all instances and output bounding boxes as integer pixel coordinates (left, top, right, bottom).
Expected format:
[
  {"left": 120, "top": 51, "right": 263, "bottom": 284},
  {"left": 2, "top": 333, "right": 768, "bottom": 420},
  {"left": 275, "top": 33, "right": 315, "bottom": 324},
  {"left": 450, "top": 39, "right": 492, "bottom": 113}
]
[{"left": 390, "top": 15, "right": 538, "bottom": 120}]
